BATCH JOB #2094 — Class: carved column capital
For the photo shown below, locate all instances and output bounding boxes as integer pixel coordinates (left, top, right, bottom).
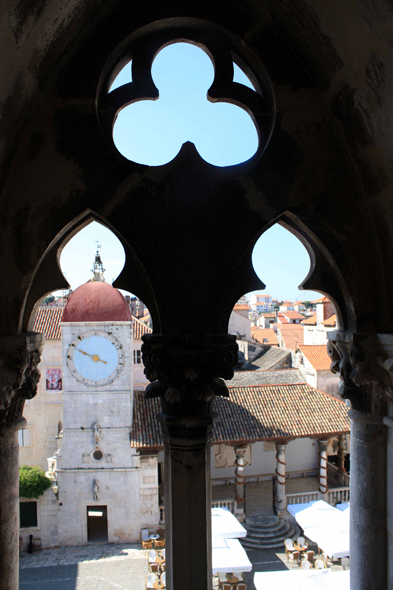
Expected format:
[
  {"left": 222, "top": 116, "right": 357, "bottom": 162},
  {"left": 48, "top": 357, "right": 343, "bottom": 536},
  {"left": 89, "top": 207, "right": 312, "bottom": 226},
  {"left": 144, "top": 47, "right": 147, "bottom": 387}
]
[
  {"left": 234, "top": 445, "right": 248, "bottom": 460},
  {"left": 317, "top": 439, "right": 328, "bottom": 452},
  {"left": 142, "top": 333, "right": 238, "bottom": 416},
  {"left": 275, "top": 441, "right": 287, "bottom": 454},
  {"left": 0, "top": 332, "right": 45, "bottom": 424},
  {"left": 328, "top": 331, "right": 393, "bottom": 414}
]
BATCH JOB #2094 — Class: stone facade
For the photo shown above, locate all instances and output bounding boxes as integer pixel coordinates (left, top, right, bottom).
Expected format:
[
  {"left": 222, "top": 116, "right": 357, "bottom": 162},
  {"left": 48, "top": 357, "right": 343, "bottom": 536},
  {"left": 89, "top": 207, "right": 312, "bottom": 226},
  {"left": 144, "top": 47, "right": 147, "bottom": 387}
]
[{"left": 19, "top": 319, "right": 159, "bottom": 549}]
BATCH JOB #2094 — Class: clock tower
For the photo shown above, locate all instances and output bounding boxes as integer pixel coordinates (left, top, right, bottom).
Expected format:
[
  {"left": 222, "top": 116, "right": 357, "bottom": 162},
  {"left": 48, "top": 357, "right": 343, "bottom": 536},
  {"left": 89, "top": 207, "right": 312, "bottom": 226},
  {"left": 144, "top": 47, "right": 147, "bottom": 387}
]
[{"left": 52, "top": 250, "right": 156, "bottom": 545}]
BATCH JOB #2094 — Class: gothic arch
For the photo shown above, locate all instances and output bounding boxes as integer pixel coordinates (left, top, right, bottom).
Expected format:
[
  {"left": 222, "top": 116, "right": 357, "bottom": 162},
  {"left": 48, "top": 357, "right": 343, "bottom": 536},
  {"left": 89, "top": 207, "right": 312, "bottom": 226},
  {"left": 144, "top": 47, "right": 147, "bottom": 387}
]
[{"left": 21, "top": 210, "right": 159, "bottom": 334}]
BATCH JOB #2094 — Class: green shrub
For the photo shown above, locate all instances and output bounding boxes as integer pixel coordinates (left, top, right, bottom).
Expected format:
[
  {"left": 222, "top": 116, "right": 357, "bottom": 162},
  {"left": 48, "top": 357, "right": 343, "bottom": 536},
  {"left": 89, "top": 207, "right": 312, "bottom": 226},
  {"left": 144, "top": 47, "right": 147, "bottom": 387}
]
[{"left": 19, "top": 465, "right": 53, "bottom": 499}]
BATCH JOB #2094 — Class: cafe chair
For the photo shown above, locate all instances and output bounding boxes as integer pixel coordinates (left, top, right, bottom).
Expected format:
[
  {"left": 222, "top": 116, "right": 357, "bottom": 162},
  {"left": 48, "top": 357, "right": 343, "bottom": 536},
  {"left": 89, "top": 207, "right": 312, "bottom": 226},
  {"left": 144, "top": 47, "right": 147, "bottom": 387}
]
[
  {"left": 297, "top": 536, "right": 306, "bottom": 547},
  {"left": 141, "top": 529, "right": 154, "bottom": 551},
  {"left": 341, "top": 557, "right": 350, "bottom": 570},
  {"left": 161, "top": 572, "right": 166, "bottom": 586},
  {"left": 149, "top": 562, "right": 159, "bottom": 573},
  {"left": 305, "top": 550, "right": 315, "bottom": 563},
  {"left": 237, "top": 584, "right": 247, "bottom": 590},
  {"left": 288, "top": 551, "right": 301, "bottom": 567},
  {"left": 221, "top": 585, "right": 232, "bottom": 590},
  {"left": 157, "top": 528, "right": 165, "bottom": 538},
  {"left": 160, "top": 549, "right": 165, "bottom": 560},
  {"left": 155, "top": 539, "right": 165, "bottom": 549},
  {"left": 315, "top": 559, "right": 326, "bottom": 569},
  {"left": 285, "top": 538, "right": 295, "bottom": 560},
  {"left": 148, "top": 550, "right": 157, "bottom": 562},
  {"left": 146, "top": 573, "right": 157, "bottom": 588},
  {"left": 301, "top": 560, "right": 312, "bottom": 570}
]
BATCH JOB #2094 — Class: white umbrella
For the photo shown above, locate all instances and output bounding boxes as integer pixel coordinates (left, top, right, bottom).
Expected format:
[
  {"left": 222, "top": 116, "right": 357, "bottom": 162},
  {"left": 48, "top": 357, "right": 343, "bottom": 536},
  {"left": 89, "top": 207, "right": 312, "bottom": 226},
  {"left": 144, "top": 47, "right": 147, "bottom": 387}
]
[
  {"left": 212, "top": 537, "right": 252, "bottom": 574},
  {"left": 254, "top": 569, "right": 350, "bottom": 590},
  {"left": 296, "top": 501, "right": 346, "bottom": 532},
  {"left": 211, "top": 507, "right": 247, "bottom": 539}
]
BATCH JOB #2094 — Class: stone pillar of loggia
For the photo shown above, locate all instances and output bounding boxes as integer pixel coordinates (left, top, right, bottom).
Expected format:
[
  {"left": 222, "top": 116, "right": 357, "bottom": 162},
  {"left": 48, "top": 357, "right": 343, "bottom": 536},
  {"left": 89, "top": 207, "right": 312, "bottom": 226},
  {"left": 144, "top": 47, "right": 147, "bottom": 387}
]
[
  {"left": 234, "top": 446, "right": 247, "bottom": 522},
  {"left": 274, "top": 442, "right": 287, "bottom": 516},
  {"left": 318, "top": 439, "right": 328, "bottom": 501}
]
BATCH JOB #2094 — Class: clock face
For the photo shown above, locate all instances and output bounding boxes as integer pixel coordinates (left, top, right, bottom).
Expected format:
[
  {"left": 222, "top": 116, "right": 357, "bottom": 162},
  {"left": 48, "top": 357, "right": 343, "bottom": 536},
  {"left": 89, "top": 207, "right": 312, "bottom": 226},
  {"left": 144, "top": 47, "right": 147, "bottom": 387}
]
[{"left": 66, "top": 330, "right": 125, "bottom": 386}]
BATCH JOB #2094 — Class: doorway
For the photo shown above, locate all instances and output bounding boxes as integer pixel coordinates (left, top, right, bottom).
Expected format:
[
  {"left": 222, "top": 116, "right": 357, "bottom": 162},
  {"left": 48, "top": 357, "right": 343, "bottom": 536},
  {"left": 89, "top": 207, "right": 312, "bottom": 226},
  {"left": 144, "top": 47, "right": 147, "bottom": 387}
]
[{"left": 87, "top": 506, "right": 108, "bottom": 542}]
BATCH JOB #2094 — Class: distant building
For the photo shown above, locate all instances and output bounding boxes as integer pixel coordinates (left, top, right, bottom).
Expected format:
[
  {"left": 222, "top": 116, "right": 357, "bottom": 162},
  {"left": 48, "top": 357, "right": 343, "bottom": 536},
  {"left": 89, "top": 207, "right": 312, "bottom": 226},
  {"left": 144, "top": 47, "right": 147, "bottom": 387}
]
[
  {"left": 277, "top": 311, "right": 305, "bottom": 324},
  {"left": 255, "top": 312, "right": 276, "bottom": 329},
  {"left": 302, "top": 297, "right": 337, "bottom": 345},
  {"left": 251, "top": 327, "right": 279, "bottom": 347},
  {"left": 294, "top": 344, "right": 340, "bottom": 398},
  {"left": 249, "top": 293, "right": 274, "bottom": 313}
]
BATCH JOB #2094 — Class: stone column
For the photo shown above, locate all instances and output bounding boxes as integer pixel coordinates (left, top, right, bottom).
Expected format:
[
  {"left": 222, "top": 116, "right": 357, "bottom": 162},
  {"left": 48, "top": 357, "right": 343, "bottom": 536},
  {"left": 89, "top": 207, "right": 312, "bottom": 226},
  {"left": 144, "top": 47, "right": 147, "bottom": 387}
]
[
  {"left": 327, "top": 331, "right": 393, "bottom": 590},
  {"left": 317, "top": 439, "right": 328, "bottom": 501},
  {"left": 0, "top": 420, "right": 25, "bottom": 590},
  {"left": 160, "top": 414, "right": 213, "bottom": 590},
  {"left": 0, "top": 333, "right": 44, "bottom": 590},
  {"left": 274, "top": 442, "right": 287, "bottom": 516},
  {"left": 142, "top": 333, "right": 238, "bottom": 590},
  {"left": 384, "top": 416, "right": 393, "bottom": 587},
  {"left": 350, "top": 410, "right": 387, "bottom": 590},
  {"left": 234, "top": 446, "right": 247, "bottom": 522}
]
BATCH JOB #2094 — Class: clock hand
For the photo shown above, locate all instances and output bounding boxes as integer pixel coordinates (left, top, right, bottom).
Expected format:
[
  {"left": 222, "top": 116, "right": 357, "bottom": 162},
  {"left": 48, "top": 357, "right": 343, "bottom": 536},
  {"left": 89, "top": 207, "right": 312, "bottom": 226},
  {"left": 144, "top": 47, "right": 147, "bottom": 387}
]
[{"left": 76, "top": 349, "right": 107, "bottom": 364}]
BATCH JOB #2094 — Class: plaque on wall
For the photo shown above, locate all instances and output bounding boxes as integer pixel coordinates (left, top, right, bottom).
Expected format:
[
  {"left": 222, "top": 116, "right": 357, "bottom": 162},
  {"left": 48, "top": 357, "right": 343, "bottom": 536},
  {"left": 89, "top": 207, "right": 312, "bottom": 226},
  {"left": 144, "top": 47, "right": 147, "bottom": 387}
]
[{"left": 46, "top": 368, "right": 62, "bottom": 391}]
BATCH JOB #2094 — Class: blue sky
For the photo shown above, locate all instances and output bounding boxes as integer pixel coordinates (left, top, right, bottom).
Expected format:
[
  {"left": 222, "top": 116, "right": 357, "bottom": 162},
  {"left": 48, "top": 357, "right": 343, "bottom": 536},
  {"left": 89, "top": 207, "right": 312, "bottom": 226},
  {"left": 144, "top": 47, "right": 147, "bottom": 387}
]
[{"left": 58, "top": 42, "right": 321, "bottom": 304}]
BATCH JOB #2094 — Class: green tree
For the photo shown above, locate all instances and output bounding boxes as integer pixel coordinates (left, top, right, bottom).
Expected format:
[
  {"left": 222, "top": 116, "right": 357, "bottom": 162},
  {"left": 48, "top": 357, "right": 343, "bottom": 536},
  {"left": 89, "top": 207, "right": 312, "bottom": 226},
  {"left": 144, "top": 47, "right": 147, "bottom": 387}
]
[{"left": 19, "top": 465, "right": 53, "bottom": 499}]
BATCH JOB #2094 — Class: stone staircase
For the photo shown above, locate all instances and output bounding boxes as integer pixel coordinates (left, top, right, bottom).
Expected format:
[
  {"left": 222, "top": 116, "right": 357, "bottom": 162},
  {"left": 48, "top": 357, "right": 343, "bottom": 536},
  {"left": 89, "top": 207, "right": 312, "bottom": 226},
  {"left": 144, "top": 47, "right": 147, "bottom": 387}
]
[{"left": 240, "top": 514, "right": 301, "bottom": 550}]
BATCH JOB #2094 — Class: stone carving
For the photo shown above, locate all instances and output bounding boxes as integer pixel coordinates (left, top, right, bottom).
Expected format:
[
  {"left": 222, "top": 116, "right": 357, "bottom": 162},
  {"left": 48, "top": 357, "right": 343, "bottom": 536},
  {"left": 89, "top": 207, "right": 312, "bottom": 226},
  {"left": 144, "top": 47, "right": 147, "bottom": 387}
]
[
  {"left": 0, "top": 333, "right": 45, "bottom": 423},
  {"left": 82, "top": 453, "right": 91, "bottom": 464},
  {"left": 328, "top": 332, "right": 393, "bottom": 413},
  {"left": 93, "top": 479, "right": 99, "bottom": 501},
  {"left": 141, "top": 333, "right": 238, "bottom": 411},
  {"left": 214, "top": 444, "right": 251, "bottom": 468},
  {"left": 105, "top": 453, "right": 113, "bottom": 463},
  {"left": 92, "top": 422, "right": 101, "bottom": 448}
]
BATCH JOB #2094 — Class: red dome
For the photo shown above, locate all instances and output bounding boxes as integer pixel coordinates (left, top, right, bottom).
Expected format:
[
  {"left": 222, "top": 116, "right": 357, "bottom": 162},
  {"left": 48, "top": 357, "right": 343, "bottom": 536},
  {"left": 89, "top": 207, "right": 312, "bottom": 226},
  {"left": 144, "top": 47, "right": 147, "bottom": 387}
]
[{"left": 62, "top": 281, "right": 131, "bottom": 323}]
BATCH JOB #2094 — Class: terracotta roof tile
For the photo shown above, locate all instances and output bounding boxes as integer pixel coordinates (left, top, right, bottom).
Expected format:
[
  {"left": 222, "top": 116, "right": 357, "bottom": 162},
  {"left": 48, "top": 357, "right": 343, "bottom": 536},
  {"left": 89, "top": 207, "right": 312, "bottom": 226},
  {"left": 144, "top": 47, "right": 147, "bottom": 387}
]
[
  {"left": 130, "top": 384, "right": 350, "bottom": 448},
  {"left": 302, "top": 314, "right": 317, "bottom": 325},
  {"left": 251, "top": 327, "right": 278, "bottom": 346},
  {"left": 281, "top": 311, "right": 306, "bottom": 320},
  {"left": 322, "top": 314, "right": 337, "bottom": 326},
  {"left": 33, "top": 307, "right": 151, "bottom": 340},
  {"left": 33, "top": 307, "right": 64, "bottom": 339},
  {"left": 132, "top": 314, "right": 152, "bottom": 339},
  {"left": 226, "top": 369, "right": 304, "bottom": 387},
  {"left": 298, "top": 345, "right": 332, "bottom": 371},
  {"left": 277, "top": 324, "right": 304, "bottom": 350},
  {"left": 233, "top": 304, "right": 249, "bottom": 311}
]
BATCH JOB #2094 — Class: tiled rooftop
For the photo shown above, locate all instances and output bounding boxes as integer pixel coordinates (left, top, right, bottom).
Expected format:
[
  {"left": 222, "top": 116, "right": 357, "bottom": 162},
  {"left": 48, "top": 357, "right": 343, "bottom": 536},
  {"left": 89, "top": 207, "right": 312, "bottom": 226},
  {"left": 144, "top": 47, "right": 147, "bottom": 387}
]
[
  {"left": 301, "top": 314, "right": 317, "bottom": 325},
  {"left": 33, "top": 307, "right": 64, "bottom": 339},
  {"left": 245, "top": 347, "right": 291, "bottom": 370},
  {"left": 131, "top": 314, "right": 152, "bottom": 339},
  {"left": 32, "top": 307, "right": 151, "bottom": 340},
  {"left": 251, "top": 327, "right": 278, "bottom": 346},
  {"left": 226, "top": 369, "right": 305, "bottom": 387},
  {"left": 298, "top": 345, "right": 332, "bottom": 371},
  {"left": 130, "top": 383, "right": 350, "bottom": 448},
  {"left": 322, "top": 313, "right": 337, "bottom": 326},
  {"left": 280, "top": 311, "right": 306, "bottom": 320},
  {"left": 276, "top": 324, "right": 304, "bottom": 350}
]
